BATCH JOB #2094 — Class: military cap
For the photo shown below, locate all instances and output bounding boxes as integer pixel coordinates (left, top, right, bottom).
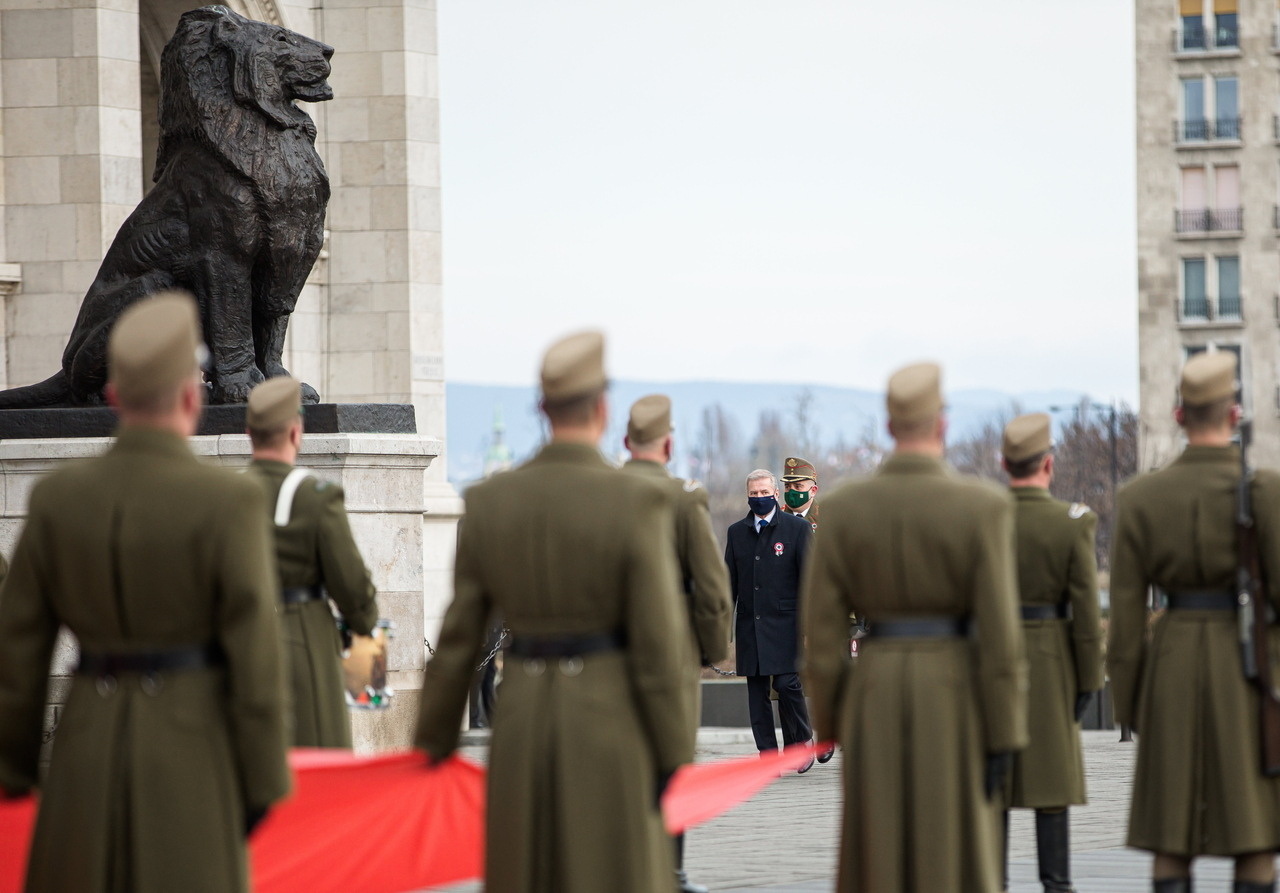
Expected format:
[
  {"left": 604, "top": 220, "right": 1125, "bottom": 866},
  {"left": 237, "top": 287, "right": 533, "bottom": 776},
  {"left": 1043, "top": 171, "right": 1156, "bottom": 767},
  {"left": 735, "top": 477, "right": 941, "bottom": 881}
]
[
  {"left": 1002, "top": 413, "right": 1052, "bottom": 463},
  {"left": 1180, "top": 351, "right": 1238, "bottom": 407},
  {"left": 247, "top": 376, "right": 302, "bottom": 430},
  {"left": 627, "top": 394, "right": 672, "bottom": 443},
  {"left": 886, "top": 362, "right": 943, "bottom": 424},
  {"left": 540, "top": 330, "right": 606, "bottom": 403},
  {"left": 108, "top": 291, "right": 205, "bottom": 405},
  {"left": 780, "top": 457, "right": 817, "bottom": 482}
]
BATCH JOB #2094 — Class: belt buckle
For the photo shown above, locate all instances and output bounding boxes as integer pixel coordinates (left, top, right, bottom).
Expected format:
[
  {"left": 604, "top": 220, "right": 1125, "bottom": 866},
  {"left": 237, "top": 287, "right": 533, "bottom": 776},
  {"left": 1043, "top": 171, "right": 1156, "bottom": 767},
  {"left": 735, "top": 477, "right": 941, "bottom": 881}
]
[
  {"left": 560, "top": 656, "right": 584, "bottom": 677},
  {"left": 95, "top": 675, "right": 117, "bottom": 697}
]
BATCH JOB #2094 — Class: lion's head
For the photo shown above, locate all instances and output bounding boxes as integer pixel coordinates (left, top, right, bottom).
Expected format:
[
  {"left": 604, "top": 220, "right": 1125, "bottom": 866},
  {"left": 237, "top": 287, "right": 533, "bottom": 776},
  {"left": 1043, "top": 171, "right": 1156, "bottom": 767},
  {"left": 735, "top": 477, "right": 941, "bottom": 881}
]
[{"left": 155, "top": 5, "right": 334, "bottom": 182}]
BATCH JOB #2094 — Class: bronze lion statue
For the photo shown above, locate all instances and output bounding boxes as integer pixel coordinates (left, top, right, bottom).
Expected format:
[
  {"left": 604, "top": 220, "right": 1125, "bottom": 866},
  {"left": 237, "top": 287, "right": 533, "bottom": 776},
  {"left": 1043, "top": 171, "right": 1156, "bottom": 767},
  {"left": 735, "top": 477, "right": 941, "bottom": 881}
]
[{"left": 0, "top": 5, "right": 331, "bottom": 407}]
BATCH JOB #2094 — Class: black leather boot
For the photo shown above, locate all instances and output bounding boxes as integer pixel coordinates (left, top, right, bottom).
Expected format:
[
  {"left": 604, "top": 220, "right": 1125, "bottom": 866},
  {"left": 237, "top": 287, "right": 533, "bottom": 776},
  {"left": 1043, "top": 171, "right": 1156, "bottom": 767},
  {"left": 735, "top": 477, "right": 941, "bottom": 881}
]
[
  {"left": 1035, "top": 809, "right": 1075, "bottom": 892},
  {"left": 1153, "top": 880, "right": 1191, "bottom": 893},
  {"left": 1000, "top": 810, "right": 1009, "bottom": 893},
  {"left": 1233, "top": 882, "right": 1276, "bottom": 893},
  {"left": 674, "top": 834, "right": 709, "bottom": 893}
]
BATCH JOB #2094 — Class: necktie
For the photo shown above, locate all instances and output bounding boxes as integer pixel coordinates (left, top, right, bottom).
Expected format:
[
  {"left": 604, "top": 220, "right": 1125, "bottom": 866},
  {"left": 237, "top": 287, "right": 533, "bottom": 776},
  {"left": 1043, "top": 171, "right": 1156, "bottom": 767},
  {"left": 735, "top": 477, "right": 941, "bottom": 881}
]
[{"left": 757, "top": 518, "right": 767, "bottom": 535}]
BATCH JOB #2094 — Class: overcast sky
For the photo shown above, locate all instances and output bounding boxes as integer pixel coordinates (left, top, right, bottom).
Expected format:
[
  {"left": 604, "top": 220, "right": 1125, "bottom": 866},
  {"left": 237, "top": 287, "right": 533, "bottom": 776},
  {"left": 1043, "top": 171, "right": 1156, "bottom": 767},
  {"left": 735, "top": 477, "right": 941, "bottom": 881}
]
[{"left": 435, "top": 1, "right": 1137, "bottom": 403}]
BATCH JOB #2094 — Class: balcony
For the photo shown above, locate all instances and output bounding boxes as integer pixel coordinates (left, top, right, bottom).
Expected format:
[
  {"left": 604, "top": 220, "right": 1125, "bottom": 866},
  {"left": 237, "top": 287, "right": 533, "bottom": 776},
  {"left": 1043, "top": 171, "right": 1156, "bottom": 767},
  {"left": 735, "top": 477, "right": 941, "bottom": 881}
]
[
  {"left": 1174, "top": 117, "right": 1241, "bottom": 144},
  {"left": 1180, "top": 295, "right": 1243, "bottom": 323},
  {"left": 1175, "top": 207, "right": 1243, "bottom": 234},
  {"left": 1176, "top": 21, "right": 1239, "bottom": 53}
]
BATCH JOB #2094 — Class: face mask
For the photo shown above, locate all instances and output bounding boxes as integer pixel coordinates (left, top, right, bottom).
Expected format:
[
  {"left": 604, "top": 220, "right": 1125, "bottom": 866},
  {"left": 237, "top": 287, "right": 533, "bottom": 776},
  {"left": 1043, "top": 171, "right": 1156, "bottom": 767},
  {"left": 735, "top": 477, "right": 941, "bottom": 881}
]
[
  {"left": 784, "top": 488, "right": 811, "bottom": 510},
  {"left": 748, "top": 495, "right": 776, "bottom": 517}
]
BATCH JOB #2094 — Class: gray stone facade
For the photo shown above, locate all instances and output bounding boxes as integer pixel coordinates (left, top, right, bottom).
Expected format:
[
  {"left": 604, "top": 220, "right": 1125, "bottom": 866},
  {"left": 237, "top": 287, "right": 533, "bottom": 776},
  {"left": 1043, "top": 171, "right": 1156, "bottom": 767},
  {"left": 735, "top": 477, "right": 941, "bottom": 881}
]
[{"left": 1137, "top": 0, "right": 1280, "bottom": 468}]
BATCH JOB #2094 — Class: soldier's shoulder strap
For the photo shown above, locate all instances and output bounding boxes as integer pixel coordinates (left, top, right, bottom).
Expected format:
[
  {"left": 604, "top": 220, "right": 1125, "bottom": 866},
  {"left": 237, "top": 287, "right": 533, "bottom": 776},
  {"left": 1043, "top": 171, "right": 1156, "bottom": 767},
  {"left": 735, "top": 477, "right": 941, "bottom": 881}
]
[
  {"left": 1067, "top": 502, "right": 1092, "bottom": 520},
  {"left": 275, "top": 467, "right": 316, "bottom": 527}
]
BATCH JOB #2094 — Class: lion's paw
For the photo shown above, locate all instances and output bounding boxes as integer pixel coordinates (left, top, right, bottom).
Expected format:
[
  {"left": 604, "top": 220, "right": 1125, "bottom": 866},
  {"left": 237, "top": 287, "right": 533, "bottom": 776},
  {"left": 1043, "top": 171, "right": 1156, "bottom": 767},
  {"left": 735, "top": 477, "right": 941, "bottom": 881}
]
[
  {"left": 299, "top": 381, "right": 320, "bottom": 404},
  {"left": 212, "top": 368, "right": 266, "bottom": 405}
]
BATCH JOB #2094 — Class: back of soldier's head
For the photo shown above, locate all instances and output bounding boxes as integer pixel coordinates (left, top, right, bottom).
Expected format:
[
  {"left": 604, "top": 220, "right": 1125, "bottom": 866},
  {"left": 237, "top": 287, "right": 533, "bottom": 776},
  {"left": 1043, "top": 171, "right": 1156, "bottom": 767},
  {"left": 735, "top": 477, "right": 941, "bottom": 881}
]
[
  {"left": 886, "top": 362, "right": 944, "bottom": 443},
  {"left": 539, "top": 331, "right": 607, "bottom": 429},
  {"left": 1179, "top": 352, "right": 1237, "bottom": 434},
  {"left": 247, "top": 376, "right": 303, "bottom": 449},
  {"left": 107, "top": 292, "right": 205, "bottom": 414}
]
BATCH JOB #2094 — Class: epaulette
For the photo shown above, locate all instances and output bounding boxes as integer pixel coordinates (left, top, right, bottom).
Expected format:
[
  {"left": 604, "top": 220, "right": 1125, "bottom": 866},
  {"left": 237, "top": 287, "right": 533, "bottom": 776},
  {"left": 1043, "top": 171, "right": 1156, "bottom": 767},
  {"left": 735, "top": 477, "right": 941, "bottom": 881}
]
[{"left": 1068, "top": 503, "right": 1091, "bottom": 520}]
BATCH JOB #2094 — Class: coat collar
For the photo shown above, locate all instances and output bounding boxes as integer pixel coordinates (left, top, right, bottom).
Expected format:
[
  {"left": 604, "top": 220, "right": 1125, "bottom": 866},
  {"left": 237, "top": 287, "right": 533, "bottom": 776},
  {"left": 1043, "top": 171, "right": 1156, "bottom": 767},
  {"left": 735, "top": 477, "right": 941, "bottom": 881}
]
[
  {"left": 1010, "top": 485, "right": 1052, "bottom": 502},
  {"left": 878, "top": 452, "right": 949, "bottom": 477},
  {"left": 1174, "top": 444, "right": 1239, "bottom": 466},
  {"left": 622, "top": 458, "right": 669, "bottom": 479},
  {"left": 529, "top": 441, "right": 611, "bottom": 469},
  {"left": 249, "top": 458, "right": 293, "bottom": 476},
  {"left": 111, "top": 426, "right": 197, "bottom": 463}
]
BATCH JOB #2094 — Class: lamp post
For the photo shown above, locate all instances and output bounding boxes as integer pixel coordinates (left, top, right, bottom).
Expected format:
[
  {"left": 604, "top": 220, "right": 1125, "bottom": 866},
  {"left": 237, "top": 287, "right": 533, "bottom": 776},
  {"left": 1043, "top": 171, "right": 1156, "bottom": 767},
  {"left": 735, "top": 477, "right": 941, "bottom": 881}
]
[{"left": 1050, "top": 400, "right": 1130, "bottom": 742}]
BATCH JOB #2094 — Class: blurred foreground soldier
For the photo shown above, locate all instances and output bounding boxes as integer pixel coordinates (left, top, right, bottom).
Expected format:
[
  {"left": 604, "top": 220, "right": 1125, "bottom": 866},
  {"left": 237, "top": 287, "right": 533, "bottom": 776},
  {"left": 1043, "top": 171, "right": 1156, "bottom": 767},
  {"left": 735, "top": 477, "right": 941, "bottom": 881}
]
[
  {"left": 623, "top": 394, "right": 732, "bottom": 893},
  {"left": 802, "top": 361, "right": 1028, "bottom": 892},
  {"left": 244, "top": 376, "right": 378, "bottom": 747},
  {"left": 725, "top": 469, "right": 817, "bottom": 768},
  {"left": 1000, "top": 413, "right": 1103, "bottom": 893},
  {"left": 1109, "top": 351, "right": 1280, "bottom": 893},
  {"left": 0, "top": 293, "right": 290, "bottom": 893},
  {"left": 415, "top": 332, "right": 691, "bottom": 893},
  {"left": 781, "top": 456, "right": 820, "bottom": 532}
]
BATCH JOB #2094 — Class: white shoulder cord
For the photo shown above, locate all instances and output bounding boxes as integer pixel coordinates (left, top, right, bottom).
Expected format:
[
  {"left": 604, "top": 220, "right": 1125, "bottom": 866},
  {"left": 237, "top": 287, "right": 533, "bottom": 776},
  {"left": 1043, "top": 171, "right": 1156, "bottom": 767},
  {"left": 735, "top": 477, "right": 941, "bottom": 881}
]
[{"left": 274, "top": 468, "right": 316, "bottom": 527}]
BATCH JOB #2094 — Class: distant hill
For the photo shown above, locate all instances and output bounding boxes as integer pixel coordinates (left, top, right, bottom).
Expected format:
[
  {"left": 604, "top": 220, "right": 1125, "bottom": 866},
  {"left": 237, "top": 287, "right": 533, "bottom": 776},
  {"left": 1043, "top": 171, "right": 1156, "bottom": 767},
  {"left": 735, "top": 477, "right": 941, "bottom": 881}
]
[{"left": 443, "top": 380, "right": 1090, "bottom": 486}]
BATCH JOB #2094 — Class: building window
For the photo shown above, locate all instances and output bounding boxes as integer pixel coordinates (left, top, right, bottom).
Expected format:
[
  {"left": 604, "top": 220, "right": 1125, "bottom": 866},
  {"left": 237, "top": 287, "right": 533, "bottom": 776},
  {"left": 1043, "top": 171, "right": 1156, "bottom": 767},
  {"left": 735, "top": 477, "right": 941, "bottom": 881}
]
[
  {"left": 1176, "top": 75, "right": 1241, "bottom": 143},
  {"left": 1214, "top": 0, "right": 1239, "bottom": 48},
  {"left": 1217, "top": 255, "right": 1241, "bottom": 318},
  {"left": 1216, "top": 76, "right": 1240, "bottom": 138},
  {"left": 1183, "top": 257, "right": 1209, "bottom": 318},
  {"left": 1176, "top": 164, "right": 1241, "bottom": 232},
  {"left": 1178, "top": 0, "right": 1240, "bottom": 51}
]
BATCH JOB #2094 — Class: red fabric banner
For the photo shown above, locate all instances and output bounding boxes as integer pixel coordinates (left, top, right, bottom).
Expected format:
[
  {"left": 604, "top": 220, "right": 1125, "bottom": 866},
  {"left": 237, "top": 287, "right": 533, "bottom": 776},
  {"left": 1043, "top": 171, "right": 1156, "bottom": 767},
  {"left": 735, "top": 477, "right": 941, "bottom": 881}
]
[{"left": 0, "top": 741, "right": 822, "bottom": 893}]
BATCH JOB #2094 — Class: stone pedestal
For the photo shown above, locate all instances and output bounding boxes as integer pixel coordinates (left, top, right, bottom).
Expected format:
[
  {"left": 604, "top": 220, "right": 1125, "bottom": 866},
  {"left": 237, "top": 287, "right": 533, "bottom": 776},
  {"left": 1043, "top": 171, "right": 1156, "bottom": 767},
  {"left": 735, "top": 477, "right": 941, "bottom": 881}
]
[{"left": 0, "top": 429, "right": 460, "bottom": 755}]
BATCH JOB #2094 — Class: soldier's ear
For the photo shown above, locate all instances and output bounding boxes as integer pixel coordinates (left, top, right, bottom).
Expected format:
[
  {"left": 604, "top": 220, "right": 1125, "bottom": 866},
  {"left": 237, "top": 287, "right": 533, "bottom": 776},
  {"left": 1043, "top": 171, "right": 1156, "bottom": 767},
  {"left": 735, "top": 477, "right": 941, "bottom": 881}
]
[{"left": 1173, "top": 406, "right": 1186, "bottom": 427}]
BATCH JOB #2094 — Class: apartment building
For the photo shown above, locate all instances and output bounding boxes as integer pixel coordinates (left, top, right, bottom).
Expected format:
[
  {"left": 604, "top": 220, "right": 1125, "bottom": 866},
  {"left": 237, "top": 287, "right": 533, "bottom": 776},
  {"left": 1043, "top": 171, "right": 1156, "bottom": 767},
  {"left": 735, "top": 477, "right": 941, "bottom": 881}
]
[{"left": 1136, "top": 0, "right": 1280, "bottom": 466}]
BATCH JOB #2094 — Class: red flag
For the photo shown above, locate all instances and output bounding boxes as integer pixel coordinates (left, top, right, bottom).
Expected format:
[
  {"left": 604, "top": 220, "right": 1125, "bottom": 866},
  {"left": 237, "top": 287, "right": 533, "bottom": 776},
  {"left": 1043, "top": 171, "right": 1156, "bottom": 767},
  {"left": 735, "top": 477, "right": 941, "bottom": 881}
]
[
  {"left": 0, "top": 797, "right": 35, "bottom": 893},
  {"left": 662, "top": 742, "right": 817, "bottom": 834}
]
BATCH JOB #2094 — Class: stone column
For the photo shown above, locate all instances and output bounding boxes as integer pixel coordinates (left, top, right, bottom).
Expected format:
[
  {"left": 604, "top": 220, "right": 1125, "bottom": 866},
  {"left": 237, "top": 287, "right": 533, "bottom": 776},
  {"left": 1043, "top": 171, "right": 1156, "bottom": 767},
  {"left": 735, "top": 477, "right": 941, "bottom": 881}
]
[
  {"left": 0, "top": 0, "right": 142, "bottom": 388},
  {"left": 317, "top": 0, "right": 459, "bottom": 647}
]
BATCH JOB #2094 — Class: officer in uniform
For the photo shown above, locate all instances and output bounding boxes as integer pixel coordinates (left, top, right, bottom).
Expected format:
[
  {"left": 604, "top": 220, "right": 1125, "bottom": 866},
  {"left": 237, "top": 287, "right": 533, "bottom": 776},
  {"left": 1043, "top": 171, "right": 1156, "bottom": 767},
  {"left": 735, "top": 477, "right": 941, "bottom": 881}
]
[
  {"left": 0, "top": 293, "right": 290, "bottom": 893},
  {"left": 244, "top": 376, "right": 379, "bottom": 748},
  {"left": 1109, "top": 352, "right": 1280, "bottom": 893},
  {"left": 622, "top": 393, "right": 732, "bottom": 893},
  {"left": 1000, "top": 413, "right": 1103, "bottom": 893},
  {"left": 781, "top": 457, "right": 820, "bottom": 531},
  {"left": 802, "top": 361, "right": 1028, "bottom": 893},
  {"left": 415, "top": 332, "right": 692, "bottom": 893}
]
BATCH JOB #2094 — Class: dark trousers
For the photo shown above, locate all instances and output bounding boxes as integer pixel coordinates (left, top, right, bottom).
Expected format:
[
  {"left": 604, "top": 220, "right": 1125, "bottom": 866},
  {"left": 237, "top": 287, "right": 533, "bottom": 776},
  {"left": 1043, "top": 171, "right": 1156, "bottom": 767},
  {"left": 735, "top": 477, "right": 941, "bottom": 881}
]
[{"left": 745, "top": 673, "right": 812, "bottom": 752}]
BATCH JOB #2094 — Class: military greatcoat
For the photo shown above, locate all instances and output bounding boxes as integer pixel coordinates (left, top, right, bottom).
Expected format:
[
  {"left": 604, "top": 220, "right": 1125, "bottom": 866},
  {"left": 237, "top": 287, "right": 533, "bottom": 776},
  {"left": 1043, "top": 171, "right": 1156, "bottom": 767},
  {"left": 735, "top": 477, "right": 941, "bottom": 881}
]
[
  {"left": 415, "top": 442, "right": 692, "bottom": 893},
  {"left": 622, "top": 459, "right": 732, "bottom": 737},
  {"left": 1109, "top": 445, "right": 1280, "bottom": 856},
  {"left": 0, "top": 428, "right": 290, "bottom": 893},
  {"left": 784, "top": 498, "right": 820, "bottom": 532},
  {"left": 246, "top": 459, "right": 379, "bottom": 747},
  {"left": 1007, "top": 486, "right": 1103, "bottom": 809},
  {"left": 802, "top": 453, "right": 1028, "bottom": 893}
]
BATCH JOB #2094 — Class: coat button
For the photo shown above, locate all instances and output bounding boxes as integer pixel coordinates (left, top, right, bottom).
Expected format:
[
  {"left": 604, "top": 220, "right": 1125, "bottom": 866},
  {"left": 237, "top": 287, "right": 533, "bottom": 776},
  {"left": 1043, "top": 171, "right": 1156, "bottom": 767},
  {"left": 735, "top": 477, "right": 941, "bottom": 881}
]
[
  {"left": 140, "top": 673, "right": 164, "bottom": 696},
  {"left": 755, "top": 615, "right": 761, "bottom": 620},
  {"left": 95, "top": 675, "right": 117, "bottom": 697},
  {"left": 523, "top": 658, "right": 546, "bottom": 677},
  {"left": 755, "top": 556, "right": 760, "bottom": 561}
]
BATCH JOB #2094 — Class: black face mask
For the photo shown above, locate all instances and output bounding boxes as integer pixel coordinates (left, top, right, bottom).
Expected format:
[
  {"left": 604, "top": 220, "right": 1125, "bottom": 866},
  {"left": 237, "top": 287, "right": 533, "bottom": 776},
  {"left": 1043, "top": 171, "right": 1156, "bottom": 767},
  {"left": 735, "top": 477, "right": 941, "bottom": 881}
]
[{"left": 748, "top": 495, "right": 777, "bottom": 517}]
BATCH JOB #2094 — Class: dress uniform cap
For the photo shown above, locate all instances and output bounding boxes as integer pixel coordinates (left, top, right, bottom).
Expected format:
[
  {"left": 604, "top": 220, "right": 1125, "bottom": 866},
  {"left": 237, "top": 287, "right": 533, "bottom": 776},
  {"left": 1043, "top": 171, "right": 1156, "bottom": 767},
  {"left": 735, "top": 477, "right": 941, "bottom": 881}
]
[
  {"left": 1180, "top": 351, "right": 1238, "bottom": 407},
  {"left": 540, "top": 330, "right": 606, "bottom": 403},
  {"left": 107, "top": 291, "right": 205, "bottom": 405},
  {"left": 627, "top": 394, "right": 672, "bottom": 443},
  {"left": 886, "top": 362, "right": 943, "bottom": 424},
  {"left": 780, "top": 457, "right": 817, "bottom": 482},
  {"left": 1002, "top": 413, "right": 1052, "bottom": 462},
  {"left": 247, "top": 376, "right": 302, "bottom": 430}
]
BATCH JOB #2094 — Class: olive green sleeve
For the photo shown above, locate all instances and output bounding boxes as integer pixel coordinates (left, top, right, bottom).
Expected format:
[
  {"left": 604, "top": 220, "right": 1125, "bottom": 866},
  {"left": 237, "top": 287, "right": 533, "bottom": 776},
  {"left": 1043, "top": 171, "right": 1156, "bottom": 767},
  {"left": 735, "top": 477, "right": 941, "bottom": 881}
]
[
  {"left": 215, "top": 481, "right": 291, "bottom": 811},
  {"left": 1068, "top": 511, "right": 1104, "bottom": 693},
  {"left": 682, "top": 488, "right": 732, "bottom": 665},
  {"left": 1107, "top": 486, "right": 1147, "bottom": 727},
  {"left": 0, "top": 490, "right": 59, "bottom": 794},
  {"left": 800, "top": 506, "right": 852, "bottom": 744},
  {"left": 314, "top": 483, "right": 379, "bottom": 636},
  {"left": 625, "top": 485, "right": 696, "bottom": 774},
  {"left": 1254, "top": 471, "right": 1280, "bottom": 611},
  {"left": 415, "top": 513, "right": 492, "bottom": 761},
  {"left": 971, "top": 492, "right": 1029, "bottom": 754}
]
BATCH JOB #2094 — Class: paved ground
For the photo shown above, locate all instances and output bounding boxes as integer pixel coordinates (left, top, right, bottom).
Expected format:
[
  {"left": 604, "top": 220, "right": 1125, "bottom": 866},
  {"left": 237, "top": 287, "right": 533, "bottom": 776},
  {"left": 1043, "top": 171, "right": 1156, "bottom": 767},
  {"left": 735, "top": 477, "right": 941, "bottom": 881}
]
[{"left": 424, "top": 729, "right": 1259, "bottom": 892}]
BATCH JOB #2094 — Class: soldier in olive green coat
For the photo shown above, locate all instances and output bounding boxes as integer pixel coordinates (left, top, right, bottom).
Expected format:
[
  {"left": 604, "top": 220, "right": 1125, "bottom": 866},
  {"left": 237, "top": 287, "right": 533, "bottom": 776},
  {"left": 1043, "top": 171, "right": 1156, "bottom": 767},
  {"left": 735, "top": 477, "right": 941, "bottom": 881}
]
[
  {"left": 802, "top": 362, "right": 1028, "bottom": 893},
  {"left": 781, "top": 456, "right": 821, "bottom": 532},
  {"left": 622, "top": 393, "right": 732, "bottom": 893},
  {"left": 1109, "top": 352, "right": 1280, "bottom": 893},
  {"left": 244, "top": 376, "right": 379, "bottom": 748},
  {"left": 416, "top": 332, "right": 692, "bottom": 893},
  {"left": 0, "top": 294, "right": 290, "bottom": 893},
  {"left": 1000, "top": 413, "right": 1104, "bottom": 893}
]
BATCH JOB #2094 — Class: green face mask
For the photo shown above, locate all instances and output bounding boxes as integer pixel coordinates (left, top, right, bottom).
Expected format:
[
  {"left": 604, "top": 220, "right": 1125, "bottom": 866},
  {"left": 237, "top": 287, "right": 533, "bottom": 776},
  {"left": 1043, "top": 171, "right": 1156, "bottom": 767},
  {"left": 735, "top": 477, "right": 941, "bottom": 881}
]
[{"left": 784, "top": 488, "right": 811, "bottom": 509}]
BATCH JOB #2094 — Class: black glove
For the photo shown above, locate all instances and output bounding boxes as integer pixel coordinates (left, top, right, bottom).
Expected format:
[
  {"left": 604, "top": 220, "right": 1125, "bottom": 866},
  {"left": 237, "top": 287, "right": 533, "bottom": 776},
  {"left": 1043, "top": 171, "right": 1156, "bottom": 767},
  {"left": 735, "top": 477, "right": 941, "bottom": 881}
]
[
  {"left": 984, "top": 752, "right": 1013, "bottom": 800},
  {"left": 655, "top": 770, "right": 675, "bottom": 811},
  {"left": 244, "top": 806, "right": 269, "bottom": 837},
  {"left": 1074, "top": 690, "right": 1096, "bottom": 723}
]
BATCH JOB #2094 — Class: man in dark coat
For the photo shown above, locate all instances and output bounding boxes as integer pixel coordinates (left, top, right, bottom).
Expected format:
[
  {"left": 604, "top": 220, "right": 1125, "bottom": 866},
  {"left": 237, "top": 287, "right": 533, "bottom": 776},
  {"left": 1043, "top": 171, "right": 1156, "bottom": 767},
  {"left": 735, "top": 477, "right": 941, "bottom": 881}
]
[{"left": 725, "top": 468, "right": 817, "bottom": 768}]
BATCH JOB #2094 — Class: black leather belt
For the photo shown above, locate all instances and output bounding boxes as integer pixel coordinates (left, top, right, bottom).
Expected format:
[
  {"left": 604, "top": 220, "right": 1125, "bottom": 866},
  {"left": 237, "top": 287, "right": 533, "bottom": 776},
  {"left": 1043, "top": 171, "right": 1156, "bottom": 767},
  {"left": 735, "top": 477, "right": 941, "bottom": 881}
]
[
  {"left": 77, "top": 643, "right": 224, "bottom": 676},
  {"left": 507, "top": 632, "right": 625, "bottom": 658},
  {"left": 866, "top": 617, "right": 970, "bottom": 639},
  {"left": 282, "top": 585, "right": 324, "bottom": 605},
  {"left": 1166, "top": 589, "right": 1237, "bottom": 611},
  {"left": 1021, "top": 603, "right": 1071, "bottom": 621}
]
